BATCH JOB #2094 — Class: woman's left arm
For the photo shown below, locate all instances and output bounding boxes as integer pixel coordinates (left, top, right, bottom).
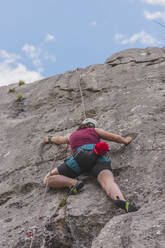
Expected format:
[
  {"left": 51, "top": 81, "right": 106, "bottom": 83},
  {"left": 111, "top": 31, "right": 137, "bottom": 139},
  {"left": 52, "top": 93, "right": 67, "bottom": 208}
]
[{"left": 95, "top": 128, "right": 132, "bottom": 145}]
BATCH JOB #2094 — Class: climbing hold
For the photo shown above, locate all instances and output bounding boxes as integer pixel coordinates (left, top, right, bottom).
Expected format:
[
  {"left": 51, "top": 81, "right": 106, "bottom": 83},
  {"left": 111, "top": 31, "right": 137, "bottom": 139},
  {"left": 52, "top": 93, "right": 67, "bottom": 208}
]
[
  {"left": 124, "top": 133, "right": 138, "bottom": 141},
  {"left": 59, "top": 199, "right": 67, "bottom": 208}
]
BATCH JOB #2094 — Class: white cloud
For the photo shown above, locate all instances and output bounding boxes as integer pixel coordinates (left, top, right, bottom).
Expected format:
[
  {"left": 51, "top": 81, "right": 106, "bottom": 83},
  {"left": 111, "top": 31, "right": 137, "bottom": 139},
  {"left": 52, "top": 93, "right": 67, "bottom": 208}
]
[
  {"left": 114, "top": 31, "right": 161, "bottom": 45},
  {"left": 90, "top": 21, "right": 97, "bottom": 26},
  {"left": 22, "top": 40, "right": 56, "bottom": 66},
  {"left": 0, "top": 50, "right": 42, "bottom": 86},
  {"left": 144, "top": 10, "right": 165, "bottom": 21},
  {"left": 0, "top": 33, "right": 57, "bottom": 86},
  {"left": 22, "top": 44, "right": 42, "bottom": 66},
  {"left": 44, "top": 53, "right": 56, "bottom": 63},
  {"left": 0, "top": 50, "right": 21, "bottom": 64},
  {"left": 142, "top": 0, "right": 165, "bottom": 5},
  {"left": 45, "top": 34, "right": 56, "bottom": 41},
  {"left": 22, "top": 44, "right": 40, "bottom": 58},
  {"left": 114, "top": 33, "right": 126, "bottom": 40}
]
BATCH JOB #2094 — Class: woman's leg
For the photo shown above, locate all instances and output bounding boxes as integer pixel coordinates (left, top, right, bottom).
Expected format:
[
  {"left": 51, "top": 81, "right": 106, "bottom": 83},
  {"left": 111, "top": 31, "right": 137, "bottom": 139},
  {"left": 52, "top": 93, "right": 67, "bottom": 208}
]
[
  {"left": 46, "top": 175, "right": 77, "bottom": 188},
  {"left": 43, "top": 168, "right": 77, "bottom": 188},
  {"left": 43, "top": 168, "right": 59, "bottom": 184},
  {"left": 97, "top": 169, "right": 138, "bottom": 212},
  {"left": 97, "top": 169, "right": 125, "bottom": 201}
]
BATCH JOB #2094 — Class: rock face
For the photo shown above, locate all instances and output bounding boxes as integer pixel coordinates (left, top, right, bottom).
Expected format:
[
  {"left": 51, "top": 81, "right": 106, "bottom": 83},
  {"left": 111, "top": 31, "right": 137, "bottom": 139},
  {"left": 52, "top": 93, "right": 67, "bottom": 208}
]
[{"left": 0, "top": 47, "right": 165, "bottom": 248}]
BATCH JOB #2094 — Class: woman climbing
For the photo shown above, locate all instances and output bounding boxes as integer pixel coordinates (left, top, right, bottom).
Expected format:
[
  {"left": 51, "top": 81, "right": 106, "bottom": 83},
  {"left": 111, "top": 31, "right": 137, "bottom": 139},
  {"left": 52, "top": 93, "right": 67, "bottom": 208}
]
[{"left": 43, "top": 118, "right": 138, "bottom": 213}]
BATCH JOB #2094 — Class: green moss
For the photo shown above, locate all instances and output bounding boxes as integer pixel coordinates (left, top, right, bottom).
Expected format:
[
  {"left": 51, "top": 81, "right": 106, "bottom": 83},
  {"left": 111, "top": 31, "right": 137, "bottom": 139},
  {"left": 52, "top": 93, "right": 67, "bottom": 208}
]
[
  {"left": 158, "top": 88, "right": 163, "bottom": 90},
  {"left": 17, "top": 94, "right": 23, "bottom": 101},
  {"left": 18, "top": 80, "right": 25, "bottom": 86},
  {"left": 59, "top": 199, "right": 67, "bottom": 208},
  {"left": 8, "top": 88, "right": 16, "bottom": 93}
]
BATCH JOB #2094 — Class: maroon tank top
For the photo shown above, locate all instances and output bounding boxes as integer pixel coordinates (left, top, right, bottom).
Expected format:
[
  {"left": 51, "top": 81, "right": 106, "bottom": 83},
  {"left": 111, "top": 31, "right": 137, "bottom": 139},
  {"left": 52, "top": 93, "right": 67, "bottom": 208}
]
[{"left": 69, "top": 128, "right": 100, "bottom": 152}]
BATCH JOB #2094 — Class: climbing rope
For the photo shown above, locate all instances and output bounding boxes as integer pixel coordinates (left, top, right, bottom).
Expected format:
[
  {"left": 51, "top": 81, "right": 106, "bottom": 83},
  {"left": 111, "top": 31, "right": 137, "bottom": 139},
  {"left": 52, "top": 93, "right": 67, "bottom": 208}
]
[
  {"left": 78, "top": 74, "right": 87, "bottom": 119},
  {"left": 28, "top": 72, "right": 87, "bottom": 248},
  {"left": 29, "top": 155, "right": 56, "bottom": 248}
]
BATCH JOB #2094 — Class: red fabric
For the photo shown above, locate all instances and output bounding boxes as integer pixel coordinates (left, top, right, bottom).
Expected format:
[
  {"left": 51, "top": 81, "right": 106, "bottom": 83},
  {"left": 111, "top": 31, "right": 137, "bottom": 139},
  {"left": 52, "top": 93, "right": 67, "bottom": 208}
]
[
  {"left": 69, "top": 128, "right": 100, "bottom": 152},
  {"left": 93, "top": 142, "right": 109, "bottom": 155}
]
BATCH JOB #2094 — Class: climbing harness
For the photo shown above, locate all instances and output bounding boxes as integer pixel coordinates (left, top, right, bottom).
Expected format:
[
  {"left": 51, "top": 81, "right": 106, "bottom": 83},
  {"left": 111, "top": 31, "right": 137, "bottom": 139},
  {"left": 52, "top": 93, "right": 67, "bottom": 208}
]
[{"left": 66, "top": 143, "right": 110, "bottom": 175}]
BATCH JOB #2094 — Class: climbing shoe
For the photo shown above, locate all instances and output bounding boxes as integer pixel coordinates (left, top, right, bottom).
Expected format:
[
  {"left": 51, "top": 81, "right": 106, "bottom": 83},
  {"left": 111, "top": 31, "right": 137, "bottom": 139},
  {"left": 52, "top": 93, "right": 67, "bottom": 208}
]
[
  {"left": 114, "top": 199, "right": 138, "bottom": 213},
  {"left": 68, "top": 181, "right": 84, "bottom": 195}
]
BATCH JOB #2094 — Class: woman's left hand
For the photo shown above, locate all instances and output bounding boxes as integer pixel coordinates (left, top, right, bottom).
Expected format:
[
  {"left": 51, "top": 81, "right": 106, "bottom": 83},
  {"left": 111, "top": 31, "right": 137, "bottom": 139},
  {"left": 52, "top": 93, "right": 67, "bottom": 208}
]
[{"left": 124, "top": 136, "right": 132, "bottom": 145}]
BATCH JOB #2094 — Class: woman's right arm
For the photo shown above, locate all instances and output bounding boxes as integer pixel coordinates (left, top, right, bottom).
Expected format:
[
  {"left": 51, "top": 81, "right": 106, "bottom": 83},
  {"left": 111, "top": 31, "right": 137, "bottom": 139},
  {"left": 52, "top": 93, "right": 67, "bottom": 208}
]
[
  {"left": 43, "top": 133, "right": 71, "bottom": 144},
  {"left": 95, "top": 128, "right": 132, "bottom": 145}
]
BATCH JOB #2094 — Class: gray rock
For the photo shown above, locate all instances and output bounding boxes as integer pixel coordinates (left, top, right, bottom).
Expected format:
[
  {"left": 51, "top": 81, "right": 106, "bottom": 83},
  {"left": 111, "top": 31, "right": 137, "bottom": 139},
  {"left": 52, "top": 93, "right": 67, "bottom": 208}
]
[
  {"left": 0, "top": 47, "right": 165, "bottom": 247},
  {"left": 92, "top": 200, "right": 165, "bottom": 248}
]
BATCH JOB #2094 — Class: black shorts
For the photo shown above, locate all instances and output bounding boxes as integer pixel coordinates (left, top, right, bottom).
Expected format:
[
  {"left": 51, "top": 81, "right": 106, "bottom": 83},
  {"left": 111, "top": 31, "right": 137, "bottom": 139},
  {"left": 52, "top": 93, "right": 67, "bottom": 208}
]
[
  {"left": 57, "top": 150, "right": 112, "bottom": 178},
  {"left": 58, "top": 162, "right": 79, "bottom": 178}
]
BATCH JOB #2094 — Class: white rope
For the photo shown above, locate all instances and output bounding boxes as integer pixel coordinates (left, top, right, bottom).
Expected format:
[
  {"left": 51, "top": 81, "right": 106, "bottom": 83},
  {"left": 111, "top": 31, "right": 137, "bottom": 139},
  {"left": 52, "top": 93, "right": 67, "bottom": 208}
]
[
  {"left": 29, "top": 185, "right": 49, "bottom": 248},
  {"left": 78, "top": 75, "right": 87, "bottom": 119},
  {"left": 29, "top": 157, "right": 55, "bottom": 248}
]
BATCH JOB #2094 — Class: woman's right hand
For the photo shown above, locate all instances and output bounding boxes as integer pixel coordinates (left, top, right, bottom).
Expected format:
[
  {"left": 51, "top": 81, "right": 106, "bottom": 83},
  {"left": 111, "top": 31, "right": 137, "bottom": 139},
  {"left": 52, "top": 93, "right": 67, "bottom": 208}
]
[{"left": 43, "top": 137, "right": 49, "bottom": 144}]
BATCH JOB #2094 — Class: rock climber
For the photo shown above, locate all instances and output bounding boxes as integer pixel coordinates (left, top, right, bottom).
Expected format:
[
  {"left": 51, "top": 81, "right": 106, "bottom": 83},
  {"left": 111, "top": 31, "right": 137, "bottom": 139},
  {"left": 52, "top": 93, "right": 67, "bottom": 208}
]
[{"left": 43, "top": 118, "right": 138, "bottom": 213}]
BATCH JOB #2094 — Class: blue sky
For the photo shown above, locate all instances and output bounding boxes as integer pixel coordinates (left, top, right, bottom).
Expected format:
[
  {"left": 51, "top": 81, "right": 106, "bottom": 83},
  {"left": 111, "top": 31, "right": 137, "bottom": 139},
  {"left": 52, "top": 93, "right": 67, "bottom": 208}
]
[{"left": 0, "top": 0, "right": 165, "bottom": 86}]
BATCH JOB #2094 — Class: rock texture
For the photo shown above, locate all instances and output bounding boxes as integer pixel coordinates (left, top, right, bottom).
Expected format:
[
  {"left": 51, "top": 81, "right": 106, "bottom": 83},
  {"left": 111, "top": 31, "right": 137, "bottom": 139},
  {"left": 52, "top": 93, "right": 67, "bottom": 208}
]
[{"left": 0, "top": 47, "right": 165, "bottom": 248}]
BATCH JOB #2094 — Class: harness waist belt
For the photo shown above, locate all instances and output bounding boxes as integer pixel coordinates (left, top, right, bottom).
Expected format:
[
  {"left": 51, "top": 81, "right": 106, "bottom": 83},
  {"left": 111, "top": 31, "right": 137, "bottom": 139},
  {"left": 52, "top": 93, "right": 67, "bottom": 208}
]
[
  {"left": 76, "top": 144, "right": 95, "bottom": 152},
  {"left": 66, "top": 144, "right": 110, "bottom": 175},
  {"left": 66, "top": 156, "right": 81, "bottom": 174},
  {"left": 66, "top": 144, "right": 95, "bottom": 174}
]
